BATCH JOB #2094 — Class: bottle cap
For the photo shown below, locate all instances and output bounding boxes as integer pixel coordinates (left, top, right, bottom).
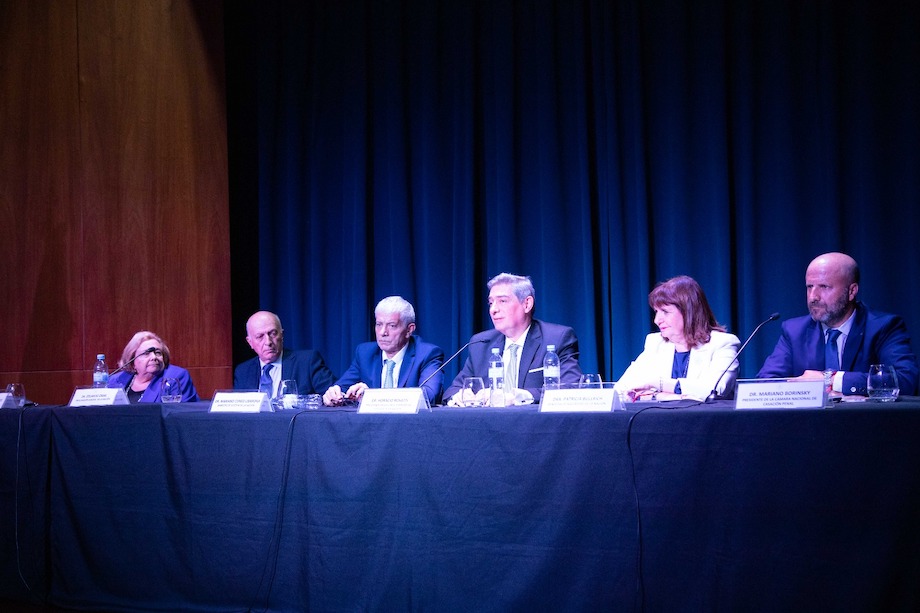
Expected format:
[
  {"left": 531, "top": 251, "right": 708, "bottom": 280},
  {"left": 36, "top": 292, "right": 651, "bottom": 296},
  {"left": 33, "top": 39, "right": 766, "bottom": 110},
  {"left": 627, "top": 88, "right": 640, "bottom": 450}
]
[
  {"left": 547, "top": 345, "right": 555, "bottom": 352},
  {"left": 97, "top": 354, "right": 105, "bottom": 360}
]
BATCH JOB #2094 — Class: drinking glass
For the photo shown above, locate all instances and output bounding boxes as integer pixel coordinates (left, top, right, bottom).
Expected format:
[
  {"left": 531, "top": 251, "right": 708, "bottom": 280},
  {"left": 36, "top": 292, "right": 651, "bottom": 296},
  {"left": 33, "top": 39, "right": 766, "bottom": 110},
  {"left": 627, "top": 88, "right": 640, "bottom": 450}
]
[
  {"left": 867, "top": 364, "right": 899, "bottom": 402},
  {"left": 5, "top": 383, "right": 26, "bottom": 407},
  {"left": 579, "top": 374, "right": 603, "bottom": 388},
  {"left": 160, "top": 377, "right": 182, "bottom": 403},
  {"left": 460, "top": 377, "right": 486, "bottom": 407},
  {"left": 275, "top": 379, "right": 299, "bottom": 410}
]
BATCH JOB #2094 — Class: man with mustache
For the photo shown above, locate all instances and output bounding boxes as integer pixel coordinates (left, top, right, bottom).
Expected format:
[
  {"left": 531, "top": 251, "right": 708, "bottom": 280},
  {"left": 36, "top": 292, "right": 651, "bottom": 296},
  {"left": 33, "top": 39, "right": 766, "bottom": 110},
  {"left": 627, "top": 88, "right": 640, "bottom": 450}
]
[{"left": 758, "top": 252, "right": 918, "bottom": 396}]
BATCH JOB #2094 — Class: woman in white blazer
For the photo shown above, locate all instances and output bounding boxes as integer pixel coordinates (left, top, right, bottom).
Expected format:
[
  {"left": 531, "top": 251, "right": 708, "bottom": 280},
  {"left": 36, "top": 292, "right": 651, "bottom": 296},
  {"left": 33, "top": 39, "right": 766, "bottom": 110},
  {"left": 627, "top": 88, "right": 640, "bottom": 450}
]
[{"left": 615, "top": 276, "right": 741, "bottom": 401}]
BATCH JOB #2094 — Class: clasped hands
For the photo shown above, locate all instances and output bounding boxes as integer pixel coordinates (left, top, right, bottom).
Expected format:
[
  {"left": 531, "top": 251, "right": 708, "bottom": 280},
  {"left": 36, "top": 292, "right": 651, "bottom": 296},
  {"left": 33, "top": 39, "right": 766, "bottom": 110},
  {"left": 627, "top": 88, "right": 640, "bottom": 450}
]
[{"left": 323, "top": 383, "right": 367, "bottom": 406}]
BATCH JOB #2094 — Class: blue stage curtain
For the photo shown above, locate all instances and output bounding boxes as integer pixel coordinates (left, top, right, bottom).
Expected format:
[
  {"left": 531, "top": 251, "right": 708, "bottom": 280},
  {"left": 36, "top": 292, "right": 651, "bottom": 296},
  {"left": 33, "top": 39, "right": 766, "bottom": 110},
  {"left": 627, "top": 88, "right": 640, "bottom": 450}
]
[{"left": 226, "top": 0, "right": 920, "bottom": 384}]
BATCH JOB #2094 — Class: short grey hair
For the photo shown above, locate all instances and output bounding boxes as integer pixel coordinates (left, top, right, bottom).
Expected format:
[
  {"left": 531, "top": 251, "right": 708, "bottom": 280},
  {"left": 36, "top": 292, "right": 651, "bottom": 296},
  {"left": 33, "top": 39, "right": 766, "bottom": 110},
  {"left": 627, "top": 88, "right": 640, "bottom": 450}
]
[
  {"left": 375, "top": 295, "right": 416, "bottom": 325},
  {"left": 487, "top": 273, "right": 535, "bottom": 303}
]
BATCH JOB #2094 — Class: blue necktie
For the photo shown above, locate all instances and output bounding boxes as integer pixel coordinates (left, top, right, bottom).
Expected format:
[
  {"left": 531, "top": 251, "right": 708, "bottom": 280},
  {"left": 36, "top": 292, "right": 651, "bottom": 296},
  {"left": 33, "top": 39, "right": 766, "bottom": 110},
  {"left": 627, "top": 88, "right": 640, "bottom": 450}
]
[
  {"left": 260, "top": 364, "right": 273, "bottom": 395},
  {"left": 824, "top": 329, "right": 841, "bottom": 370},
  {"left": 383, "top": 359, "right": 395, "bottom": 388}
]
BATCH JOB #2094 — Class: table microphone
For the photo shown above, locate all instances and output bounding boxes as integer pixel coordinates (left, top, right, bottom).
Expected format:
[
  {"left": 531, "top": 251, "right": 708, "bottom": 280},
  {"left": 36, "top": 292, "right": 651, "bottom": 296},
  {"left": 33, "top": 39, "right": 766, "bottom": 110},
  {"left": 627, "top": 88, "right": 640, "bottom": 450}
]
[
  {"left": 420, "top": 338, "right": 489, "bottom": 390},
  {"left": 705, "top": 312, "right": 780, "bottom": 403},
  {"left": 108, "top": 346, "right": 158, "bottom": 377}
]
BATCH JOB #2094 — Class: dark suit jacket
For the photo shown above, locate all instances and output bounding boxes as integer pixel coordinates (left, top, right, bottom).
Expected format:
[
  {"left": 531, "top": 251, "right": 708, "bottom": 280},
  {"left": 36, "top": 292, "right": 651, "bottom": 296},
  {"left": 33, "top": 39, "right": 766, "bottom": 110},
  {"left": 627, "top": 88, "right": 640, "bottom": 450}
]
[
  {"left": 334, "top": 336, "right": 446, "bottom": 404},
  {"left": 757, "top": 302, "right": 919, "bottom": 395},
  {"left": 233, "top": 348, "right": 337, "bottom": 395},
  {"left": 444, "top": 319, "right": 582, "bottom": 401}
]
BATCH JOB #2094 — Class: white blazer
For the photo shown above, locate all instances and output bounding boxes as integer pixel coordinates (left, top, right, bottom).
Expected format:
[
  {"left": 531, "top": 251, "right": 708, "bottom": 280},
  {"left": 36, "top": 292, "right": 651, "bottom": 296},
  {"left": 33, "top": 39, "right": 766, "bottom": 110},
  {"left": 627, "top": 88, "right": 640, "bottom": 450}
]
[{"left": 615, "top": 330, "right": 741, "bottom": 400}]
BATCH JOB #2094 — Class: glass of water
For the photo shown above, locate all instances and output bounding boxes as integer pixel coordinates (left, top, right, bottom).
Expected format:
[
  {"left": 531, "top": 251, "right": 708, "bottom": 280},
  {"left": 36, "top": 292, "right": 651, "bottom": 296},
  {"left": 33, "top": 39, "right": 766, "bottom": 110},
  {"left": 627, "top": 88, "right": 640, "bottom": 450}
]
[
  {"left": 275, "top": 379, "right": 299, "bottom": 410},
  {"left": 460, "top": 377, "right": 486, "bottom": 407},
  {"left": 579, "top": 374, "right": 603, "bottom": 388},
  {"left": 160, "top": 378, "right": 182, "bottom": 403},
  {"left": 867, "top": 364, "right": 899, "bottom": 402},
  {"left": 5, "top": 383, "right": 26, "bottom": 407}
]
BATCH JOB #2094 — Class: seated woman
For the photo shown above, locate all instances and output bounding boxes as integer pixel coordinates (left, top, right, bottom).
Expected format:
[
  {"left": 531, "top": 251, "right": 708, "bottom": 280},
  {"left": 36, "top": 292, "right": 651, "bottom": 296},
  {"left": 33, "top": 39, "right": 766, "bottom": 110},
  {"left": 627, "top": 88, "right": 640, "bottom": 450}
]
[
  {"left": 615, "top": 276, "right": 741, "bottom": 401},
  {"left": 108, "top": 331, "right": 199, "bottom": 403}
]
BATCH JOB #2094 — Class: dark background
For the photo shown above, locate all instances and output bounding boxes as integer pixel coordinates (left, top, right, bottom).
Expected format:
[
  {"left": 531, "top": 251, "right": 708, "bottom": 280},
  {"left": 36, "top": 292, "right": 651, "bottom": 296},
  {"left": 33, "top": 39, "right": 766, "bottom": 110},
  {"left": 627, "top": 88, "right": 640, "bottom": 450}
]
[{"left": 225, "top": 0, "right": 920, "bottom": 385}]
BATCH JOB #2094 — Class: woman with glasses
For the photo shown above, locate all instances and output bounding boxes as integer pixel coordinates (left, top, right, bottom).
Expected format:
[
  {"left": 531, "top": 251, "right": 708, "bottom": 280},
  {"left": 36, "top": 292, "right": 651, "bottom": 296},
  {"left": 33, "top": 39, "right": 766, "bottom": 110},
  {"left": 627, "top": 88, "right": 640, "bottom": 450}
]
[{"left": 108, "top": 331, "right": 199, "bottom": 403}]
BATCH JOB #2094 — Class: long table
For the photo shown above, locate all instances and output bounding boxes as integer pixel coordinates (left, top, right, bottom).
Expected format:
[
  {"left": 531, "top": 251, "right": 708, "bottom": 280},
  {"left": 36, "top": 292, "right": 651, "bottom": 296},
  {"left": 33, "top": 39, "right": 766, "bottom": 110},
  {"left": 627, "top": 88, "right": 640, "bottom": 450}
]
[{"left": 3, "top": 400, "right": 920, "bottom": 611}]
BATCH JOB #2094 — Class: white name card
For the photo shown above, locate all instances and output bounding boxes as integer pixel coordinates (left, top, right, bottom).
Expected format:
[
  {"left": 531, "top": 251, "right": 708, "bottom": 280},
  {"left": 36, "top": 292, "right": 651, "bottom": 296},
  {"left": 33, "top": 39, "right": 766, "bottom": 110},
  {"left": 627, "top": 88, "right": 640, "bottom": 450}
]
[
  {"left": 734, "top": 379, "right": 825, "bottom": 410},
  {"left": 358, "top": 388, "right": 428, "bottom": 414},
  {"left": 0, "top": 393, "right": 21, "bottom": 409},
  {"left": 69, "top": 387, "right": 130, "bottom": 407},
  {"left": 210, "top": 391, "right": 272, "bottom": 413},
  {"left": 540, "top": 388, "right": 620, "bottom": 412}
]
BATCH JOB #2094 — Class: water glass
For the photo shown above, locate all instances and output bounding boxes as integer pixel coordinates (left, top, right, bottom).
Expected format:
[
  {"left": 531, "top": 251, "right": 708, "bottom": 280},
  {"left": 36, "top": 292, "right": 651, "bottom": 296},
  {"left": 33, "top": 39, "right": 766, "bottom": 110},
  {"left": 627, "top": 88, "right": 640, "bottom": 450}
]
[
  {"left": 460, "top": 377, "right": 486, "bottom": 407},
  {"left": 867, "top": 364, "right": 899, "bottom": 402},
  {"left": 160, "top": 377, "right": 182, "bottom": 403},
  {"left": 275, "top": 379, "right": 299, "bottom": 410},
  {"left": 579, "top": 374, "right": 603, "bottom": 388},
  {"left": 5, "top": 383, "right": 26, "bottom": 407}
]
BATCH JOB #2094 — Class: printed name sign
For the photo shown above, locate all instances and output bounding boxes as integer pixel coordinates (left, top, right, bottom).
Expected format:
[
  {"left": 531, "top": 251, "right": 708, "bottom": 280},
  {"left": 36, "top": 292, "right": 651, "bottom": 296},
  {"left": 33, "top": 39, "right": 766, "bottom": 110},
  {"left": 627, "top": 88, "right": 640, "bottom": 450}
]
[
  {"left": 0, "top": 393, "right": 20, "bottom": 409},
  {"left": 540, "top": 387, "right": 620, "bottom": 412},
  {"left": 210, "top": 391, "right": 272, "bottom": 413},
  {"left": 69, "top": 387, "right": 130, "bottom": 407},
  {"left": 358, "top": 388, "right": 429, "bottom": 414},
  {"left": 734, "top": 379, "right": 825, "bottom": 410}
]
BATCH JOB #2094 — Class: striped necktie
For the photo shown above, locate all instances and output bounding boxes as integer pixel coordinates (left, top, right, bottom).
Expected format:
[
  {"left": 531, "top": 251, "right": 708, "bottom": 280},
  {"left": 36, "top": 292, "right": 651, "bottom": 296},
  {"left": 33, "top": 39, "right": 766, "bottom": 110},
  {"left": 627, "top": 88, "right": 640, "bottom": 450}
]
[{"left": 505, "top": 344, "right": 520, "bottom": 391}]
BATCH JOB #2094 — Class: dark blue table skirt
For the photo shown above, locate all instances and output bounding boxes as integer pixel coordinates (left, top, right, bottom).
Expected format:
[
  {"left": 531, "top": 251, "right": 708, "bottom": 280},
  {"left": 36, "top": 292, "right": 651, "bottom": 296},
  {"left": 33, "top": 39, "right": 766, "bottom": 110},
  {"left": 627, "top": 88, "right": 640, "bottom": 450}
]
[{"left": 3, "top": 400, "right": 920, "bottom": 611}]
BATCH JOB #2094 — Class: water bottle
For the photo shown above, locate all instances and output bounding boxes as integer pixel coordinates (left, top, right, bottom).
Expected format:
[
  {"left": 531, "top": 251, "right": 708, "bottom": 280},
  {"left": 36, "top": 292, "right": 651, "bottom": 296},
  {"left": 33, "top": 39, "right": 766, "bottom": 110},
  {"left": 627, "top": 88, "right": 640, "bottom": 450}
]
[
  {"left": 488, "top": 348, "right": 506, "bottom": 407},
  {"left": 93, "top": 354, "right": 109, "bottom": 388},
  {"left": 543, "top": 344, "right": 560, "bottom": 389}
]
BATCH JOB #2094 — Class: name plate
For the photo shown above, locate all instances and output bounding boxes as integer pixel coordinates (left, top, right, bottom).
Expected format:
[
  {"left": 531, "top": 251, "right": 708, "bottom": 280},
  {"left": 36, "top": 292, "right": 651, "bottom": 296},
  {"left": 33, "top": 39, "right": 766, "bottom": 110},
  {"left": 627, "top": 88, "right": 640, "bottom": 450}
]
[
  {"left": 734, "top": 379, "right": 825, "bottom": 410},
  {"left": 358, "top": 388, "right": 428, "bottom": 414},
  {"left": 540, "top": 387, "right": 620, "bottom": 412},
  {"left": 210, "top": 391, "right": 272, "bottom": 413},
  {"left": 69, "top": 387, "right": 130, "bottom": 407},
  {"left": 0, "top": 393, "right": 21, "bottom": 409}
]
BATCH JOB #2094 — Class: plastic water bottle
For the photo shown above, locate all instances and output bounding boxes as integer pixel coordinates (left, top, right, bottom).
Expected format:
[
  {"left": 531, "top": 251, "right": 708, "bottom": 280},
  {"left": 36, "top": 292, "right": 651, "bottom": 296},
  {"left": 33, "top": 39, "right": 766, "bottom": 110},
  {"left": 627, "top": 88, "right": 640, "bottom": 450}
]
[
  {"left": 93, "top": 354, "right": 109, "bottom": 388},
  {"left": 543, "top": 344, "right": 560, "bottom": 389},
  {"left": 488, "top": 347, "right": 506, "bottom": 407}
]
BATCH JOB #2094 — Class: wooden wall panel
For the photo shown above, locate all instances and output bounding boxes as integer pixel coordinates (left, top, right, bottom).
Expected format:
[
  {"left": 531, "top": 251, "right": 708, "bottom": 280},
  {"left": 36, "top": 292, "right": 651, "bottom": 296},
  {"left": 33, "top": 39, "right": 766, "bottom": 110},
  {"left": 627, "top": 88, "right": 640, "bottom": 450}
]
[{"left": 0, "top": 0, "right": 231, "bottom": 404}]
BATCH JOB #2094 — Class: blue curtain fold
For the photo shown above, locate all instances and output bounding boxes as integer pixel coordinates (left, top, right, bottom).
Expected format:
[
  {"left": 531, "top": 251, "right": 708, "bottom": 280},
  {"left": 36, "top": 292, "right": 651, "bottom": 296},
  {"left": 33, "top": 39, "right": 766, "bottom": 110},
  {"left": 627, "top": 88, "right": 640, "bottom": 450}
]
[{"left": 226, "top": 0, "right": 920, "bottom": 384}]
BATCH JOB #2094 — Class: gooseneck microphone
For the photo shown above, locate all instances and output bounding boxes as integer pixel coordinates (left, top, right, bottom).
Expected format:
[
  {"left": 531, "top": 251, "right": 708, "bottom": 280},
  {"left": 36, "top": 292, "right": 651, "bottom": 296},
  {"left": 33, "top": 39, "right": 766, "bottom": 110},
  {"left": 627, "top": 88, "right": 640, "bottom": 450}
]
[
  {"left": 108, "top": 346, "right": 159, "bottom": 377},
  {"left": 705, "top": 312, "right": 780, "bottom": 403},
  {"left": 420, "top": 338, "right": 489, "bottom": 390}
]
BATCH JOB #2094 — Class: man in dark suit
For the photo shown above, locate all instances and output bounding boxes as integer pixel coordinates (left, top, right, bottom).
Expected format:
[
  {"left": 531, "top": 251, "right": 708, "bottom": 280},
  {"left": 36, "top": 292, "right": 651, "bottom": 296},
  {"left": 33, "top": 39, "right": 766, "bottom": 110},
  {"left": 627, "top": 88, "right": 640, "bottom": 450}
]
[
  {"left": 444, "top": 273, "right": 582, "bottom": 404},
  {"left": 233, "top": 311, "right": 337, "bottom": 396},
  {"left": 322, "top": 296, "right": 445, "bottom": 405},
  {"left": 758, "top": 252, "right": 918, "bottom": 396}
]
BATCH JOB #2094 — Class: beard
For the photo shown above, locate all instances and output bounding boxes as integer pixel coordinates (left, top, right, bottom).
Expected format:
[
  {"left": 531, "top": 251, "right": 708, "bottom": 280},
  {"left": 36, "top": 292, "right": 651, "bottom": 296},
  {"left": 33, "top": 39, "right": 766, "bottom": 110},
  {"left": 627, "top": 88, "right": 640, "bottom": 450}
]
[{"left": 809, "top": 293, "right": 850, "bottom": 325}]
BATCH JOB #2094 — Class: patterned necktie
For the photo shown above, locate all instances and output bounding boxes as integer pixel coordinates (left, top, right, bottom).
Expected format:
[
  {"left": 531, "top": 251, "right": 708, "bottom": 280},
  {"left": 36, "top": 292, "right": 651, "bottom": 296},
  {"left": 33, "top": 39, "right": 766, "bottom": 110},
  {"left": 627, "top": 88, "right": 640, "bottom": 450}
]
[
  {"left": 260, "top": 363, "right": 273, "bottom": 395},
  {"left": 383, "top": 359, "right": 395, "bottom": 388},
  {"left": 824, "top": 329, "right": 841, "bottom": 370},
  {"left": 505, "top": 344, "right": 519, "bottom": 391}
]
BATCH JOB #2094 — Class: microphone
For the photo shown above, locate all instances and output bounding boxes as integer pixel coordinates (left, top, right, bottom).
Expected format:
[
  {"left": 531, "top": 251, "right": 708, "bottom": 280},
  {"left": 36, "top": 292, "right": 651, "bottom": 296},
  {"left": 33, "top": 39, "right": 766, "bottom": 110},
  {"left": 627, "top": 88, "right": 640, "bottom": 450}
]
[
  {"left": 108, "top": 347, "right": 158, "bottom": 377},
  {"left": 420, "top": 338, "right": 489, "bottom": 390},
  {"left": 705, "top": 312, "right": 780, "bottom": 403}
]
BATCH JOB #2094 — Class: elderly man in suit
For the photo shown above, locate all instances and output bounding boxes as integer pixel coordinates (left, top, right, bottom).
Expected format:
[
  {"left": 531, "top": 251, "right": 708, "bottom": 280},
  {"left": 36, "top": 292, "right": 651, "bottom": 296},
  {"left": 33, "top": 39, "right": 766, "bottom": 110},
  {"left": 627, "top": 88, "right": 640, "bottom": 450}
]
[
  {"left": 322, "top": 296, "right": 445, "bottom": 405},
  {"left": 444, "top": 273, "right": 582, "bottom": 404},
  {"left": 758, "top": 252, "right": 918, "bottom": 396},
  {"left": 234, "top": 311, "right": 337, "bottom": 397}
]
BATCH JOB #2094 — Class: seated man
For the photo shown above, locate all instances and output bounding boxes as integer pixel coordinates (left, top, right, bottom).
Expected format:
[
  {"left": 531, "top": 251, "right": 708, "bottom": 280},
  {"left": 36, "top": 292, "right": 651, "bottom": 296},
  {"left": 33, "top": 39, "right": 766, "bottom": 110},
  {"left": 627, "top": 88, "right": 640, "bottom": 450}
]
[
  {"left": 758, "top": 252, "right": 919, "bottom": 396},
  {"left": 323, "top": 296, "right": 445, "bottom": 405},
  {"left": 234, "top": 311, "right": 337, "bottom": 397},
  {"left": 444, "top": 273, "right": 582, "bottom": 404}
]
